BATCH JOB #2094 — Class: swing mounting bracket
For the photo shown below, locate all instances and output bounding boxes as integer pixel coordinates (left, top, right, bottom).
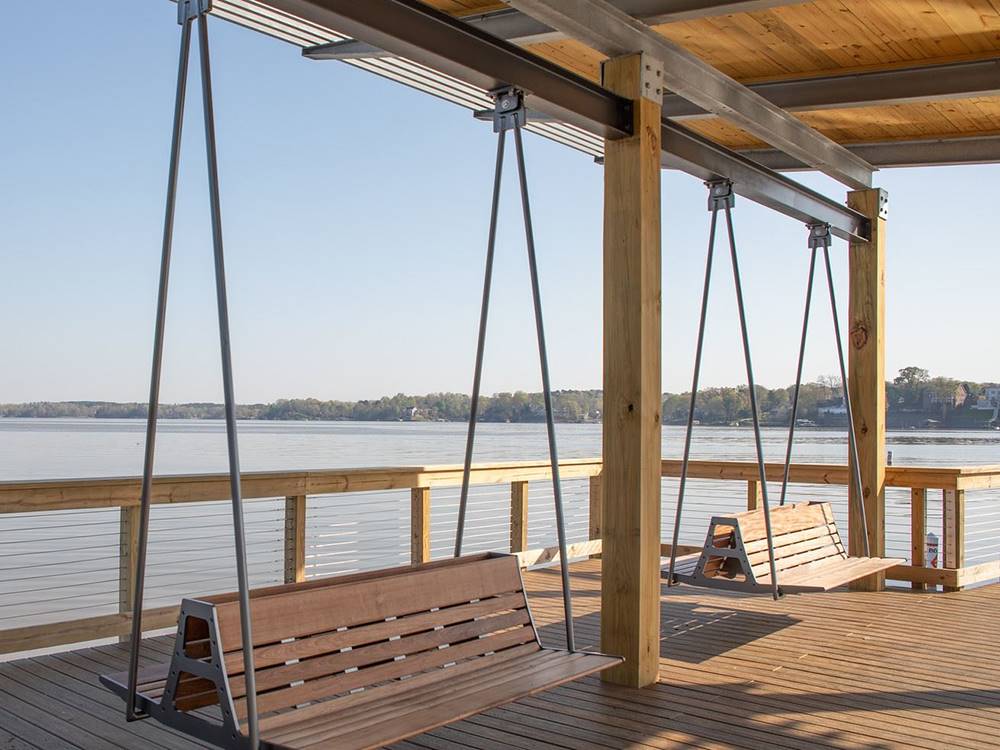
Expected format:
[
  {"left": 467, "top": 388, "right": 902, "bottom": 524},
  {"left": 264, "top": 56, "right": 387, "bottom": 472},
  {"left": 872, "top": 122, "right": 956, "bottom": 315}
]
[
  {"left": 488, "top": 86, "right": 527, "bottom": 133},
  {"left": 807, "top": 222, "right": 833, "bottom": 249},
  {"left": 178, "top": 0, "right": 211, "bottom": 24},
  {"left": 706, "top": 180, "right": 735, "bottom": 212}
]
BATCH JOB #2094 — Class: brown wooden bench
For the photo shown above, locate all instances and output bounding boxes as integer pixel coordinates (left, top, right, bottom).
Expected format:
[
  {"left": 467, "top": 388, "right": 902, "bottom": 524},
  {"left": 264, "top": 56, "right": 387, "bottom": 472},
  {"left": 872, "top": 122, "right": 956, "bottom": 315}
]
[
  {"left": 102, "top": 553, "right": 620, "bottom": 749},
  {"left": 668, "top": 501, "right": 903, "bottom": 594}
]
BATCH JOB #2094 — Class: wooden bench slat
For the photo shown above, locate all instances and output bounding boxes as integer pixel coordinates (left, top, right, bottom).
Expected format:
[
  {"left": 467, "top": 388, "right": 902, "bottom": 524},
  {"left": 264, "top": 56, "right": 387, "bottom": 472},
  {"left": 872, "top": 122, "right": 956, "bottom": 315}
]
[
  {"left": 256, "top": 642, "right": 542, "bottom": 735},
  {"left": 235, "top": 618, "right": 539, "bottom": 719},
  {"left": 215, "top": 555, "right": 525, "bottom": 651},
  {"left": 228, "top": 608, "right": 532, "bottom": 698},
  {"left": 736, "top": 502, "right": 833, "bottom": 542},
  {"left": 223, "top": 592, "right": 528, "bottom": 675},
  {"left": 743, "top": 523, "right": 842, "bottom": 558},
  {"left": 268, "top": 652, "right": 619, "bottom": 750},
  {"left": 264, "top": 650, "right": 576, "bottom": 745}
]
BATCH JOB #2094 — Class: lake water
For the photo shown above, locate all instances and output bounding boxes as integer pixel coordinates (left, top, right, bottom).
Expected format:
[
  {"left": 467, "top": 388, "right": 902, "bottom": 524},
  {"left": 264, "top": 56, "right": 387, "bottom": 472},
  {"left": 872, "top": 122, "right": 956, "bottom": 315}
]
[{"left": 2, "top": 419, "right": 999, "bottom": 652}]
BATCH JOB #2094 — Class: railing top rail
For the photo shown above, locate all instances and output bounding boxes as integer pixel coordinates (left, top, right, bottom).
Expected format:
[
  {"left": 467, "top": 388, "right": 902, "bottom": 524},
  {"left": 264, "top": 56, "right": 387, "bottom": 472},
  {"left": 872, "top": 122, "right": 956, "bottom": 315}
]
[{"left": 1, "top": 457, "right": 994, "bottom": 514}]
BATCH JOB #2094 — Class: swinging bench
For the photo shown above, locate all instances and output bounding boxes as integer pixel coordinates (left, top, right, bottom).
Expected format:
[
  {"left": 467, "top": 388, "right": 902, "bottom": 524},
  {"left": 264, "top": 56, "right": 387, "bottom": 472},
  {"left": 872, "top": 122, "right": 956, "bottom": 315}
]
[
  {"left": 101, "top": 5, "right": 620, "bottom": 748},
  {"left": 663, "top": 183, "right": 902, "bottom": 599}
]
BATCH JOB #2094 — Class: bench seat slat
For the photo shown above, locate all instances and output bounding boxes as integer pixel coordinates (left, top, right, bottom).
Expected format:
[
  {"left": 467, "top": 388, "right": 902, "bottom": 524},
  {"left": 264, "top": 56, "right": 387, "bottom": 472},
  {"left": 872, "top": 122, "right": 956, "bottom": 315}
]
[
  {"left": 228, "top": 608, "right": 532, "bottom": 698},
  {"left": 262, "top": 651, "right": 619, "bottom": 750}
]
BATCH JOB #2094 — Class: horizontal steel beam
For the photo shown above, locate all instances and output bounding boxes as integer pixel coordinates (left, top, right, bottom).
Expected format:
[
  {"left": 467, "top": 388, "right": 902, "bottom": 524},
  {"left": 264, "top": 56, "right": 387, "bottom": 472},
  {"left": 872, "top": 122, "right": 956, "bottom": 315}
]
[
  {"left": 660, "top": 121, "right": 869, "bottom": 241},
  {"left": 271, "top": 0, "right": 868, "bottom": 240},
  {"left": 664, "top": 58, "right": 1000, "bottom": 118},
  {"left": 303, "top": 0, "right": 807, "bottom": 59},
  {"left": 505, "top": 0, "right": 874, "bottom": 189},
  {"left": 279, "top": 0, "right": 633, "bottom": 138},
  {"left": 742, "top": 135, "right": 1000, "bottom": 170}
]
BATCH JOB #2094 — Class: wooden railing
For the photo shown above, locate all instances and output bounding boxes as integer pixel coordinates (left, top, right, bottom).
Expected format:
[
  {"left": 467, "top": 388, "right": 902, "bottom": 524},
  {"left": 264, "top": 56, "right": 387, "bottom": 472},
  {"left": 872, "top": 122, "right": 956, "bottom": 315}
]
[{"left": 1, "top": 458, "right": 997, "bottom": 655}]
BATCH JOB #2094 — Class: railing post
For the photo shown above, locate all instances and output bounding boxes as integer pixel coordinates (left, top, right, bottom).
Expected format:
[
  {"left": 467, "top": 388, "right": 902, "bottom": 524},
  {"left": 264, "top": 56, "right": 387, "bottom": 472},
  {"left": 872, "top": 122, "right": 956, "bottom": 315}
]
[
  {"left": 747, "top": 479, "right": 762, "bottom": 511},
  {"left": 283, "top": 495, "right": 307, "bottom": 584},
  {"left": 943, "top": 488, "right": 965, "bottom": 592},
  {"left": 118, "top": 505, "right": 141, "bottom": 642},
  {"left": 411, "top": 487, "right": 431, "bottom": 564},
  {"left": 910, "top": 487, "right": 927, "bottom": 591},
  {"left": 510, "top": 481, "right": 529, "bottom": 554}
]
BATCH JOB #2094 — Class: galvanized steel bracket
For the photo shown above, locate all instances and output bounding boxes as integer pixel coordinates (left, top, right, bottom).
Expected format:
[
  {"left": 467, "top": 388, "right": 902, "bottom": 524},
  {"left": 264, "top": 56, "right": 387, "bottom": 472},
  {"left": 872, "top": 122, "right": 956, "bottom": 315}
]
[
  {"left": 707, "top": 180, "right": 735, "bottom": 211},
  {"left": 178, "top": 0, "right": 212, "bottom": 24},
  {"left": 489, "top": 86, "right": 527, "bottom": 133},
  {"left": 807, "top": 222, "right": 833, "bottom": 249}
]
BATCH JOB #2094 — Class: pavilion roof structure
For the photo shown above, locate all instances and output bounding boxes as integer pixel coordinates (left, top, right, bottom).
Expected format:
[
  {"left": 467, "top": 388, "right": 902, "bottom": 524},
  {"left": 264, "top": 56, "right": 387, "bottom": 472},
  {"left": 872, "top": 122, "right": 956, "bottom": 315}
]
[{"left": 206, "top": 0, "right": 1000, "bottom": 171}]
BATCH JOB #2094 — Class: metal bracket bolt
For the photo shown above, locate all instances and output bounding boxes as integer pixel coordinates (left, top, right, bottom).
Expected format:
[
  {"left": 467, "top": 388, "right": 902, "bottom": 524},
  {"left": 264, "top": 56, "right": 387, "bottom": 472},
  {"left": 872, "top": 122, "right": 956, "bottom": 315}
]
[
  {"left": 707, "top": 180, "right": 735, "bottom": 211},
  {"left": 807, "top": 222, "right": 833, "bottom": 249},
  {"left": 488, "top": 86, "right": 527, "bottom": 133},
  {"left": 641, "top": 57, "right": 665, "bottom": 100},
  {"left": 178, "top": 0, "right": 212, "bottom": 25}
]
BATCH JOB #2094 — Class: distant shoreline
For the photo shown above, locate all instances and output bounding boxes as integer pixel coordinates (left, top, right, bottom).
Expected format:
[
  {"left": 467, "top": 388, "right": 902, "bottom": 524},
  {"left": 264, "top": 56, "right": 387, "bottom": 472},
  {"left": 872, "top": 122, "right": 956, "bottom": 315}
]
[{"left": 2, "top": 379, "right": 998, "bottom": 430}]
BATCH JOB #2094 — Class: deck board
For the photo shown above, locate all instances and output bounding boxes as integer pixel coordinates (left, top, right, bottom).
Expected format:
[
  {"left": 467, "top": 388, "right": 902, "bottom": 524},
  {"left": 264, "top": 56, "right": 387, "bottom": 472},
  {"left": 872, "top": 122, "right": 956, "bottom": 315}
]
[{"left": 2, "top": 560, "right": 999, "bottom": 749}]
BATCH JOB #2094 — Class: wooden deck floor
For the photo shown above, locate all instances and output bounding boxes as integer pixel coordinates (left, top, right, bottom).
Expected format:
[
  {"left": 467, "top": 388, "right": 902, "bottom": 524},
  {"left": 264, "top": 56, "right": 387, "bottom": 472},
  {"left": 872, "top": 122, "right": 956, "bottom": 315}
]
[{"left": 2, "top": 559, "right": 999, "bottom": 750}]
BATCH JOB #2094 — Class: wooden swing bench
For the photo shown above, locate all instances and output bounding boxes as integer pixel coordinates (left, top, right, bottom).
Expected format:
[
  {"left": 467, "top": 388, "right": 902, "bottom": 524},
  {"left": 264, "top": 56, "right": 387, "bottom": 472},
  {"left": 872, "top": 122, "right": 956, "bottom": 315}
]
[
  {"left": 102, "top": 553, "right": 621, "bottom": 750},
  {"left": 669, "top": 501, "right": 903, "bottom": 594}
]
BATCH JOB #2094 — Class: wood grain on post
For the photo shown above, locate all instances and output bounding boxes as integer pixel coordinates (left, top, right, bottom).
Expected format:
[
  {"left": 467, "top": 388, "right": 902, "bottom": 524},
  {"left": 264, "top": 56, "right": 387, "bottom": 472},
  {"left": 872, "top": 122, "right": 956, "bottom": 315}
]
[{"left": 600, "top": 52, "right": 663, "bottom": 689}]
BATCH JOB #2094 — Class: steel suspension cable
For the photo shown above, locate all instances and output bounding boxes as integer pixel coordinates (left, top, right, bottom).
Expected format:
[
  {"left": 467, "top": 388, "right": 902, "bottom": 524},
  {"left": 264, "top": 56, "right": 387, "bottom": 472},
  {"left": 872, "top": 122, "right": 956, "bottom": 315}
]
[
  {"left": 779, "top": 245, "right": 818, "bottom": 506},
  {"left": 125, "top": 10, "right": 260, "bottom": 746},
  {"left": 456, "top": 93, "right": 575, "bottom": 650},
  {"left": 198, "top": 15, "right": 260, "bottom": 744},
  {"left": 666, "top": 199, "right": 721, "bottom": 586},
  {"left": 126, "top": 12, "right": 192, "bottom": 724},
  {"left": 723, "top": 199, "right": 782, "bottom": 600},
  {"left": 513, "top": 126, "right": 575, "bottom": 651},
  {"left": 821, "top": 237, "right": 871, "bottom": 557},
  {"left": 455, "top": 130, "right": 505, "bottom": 558}
]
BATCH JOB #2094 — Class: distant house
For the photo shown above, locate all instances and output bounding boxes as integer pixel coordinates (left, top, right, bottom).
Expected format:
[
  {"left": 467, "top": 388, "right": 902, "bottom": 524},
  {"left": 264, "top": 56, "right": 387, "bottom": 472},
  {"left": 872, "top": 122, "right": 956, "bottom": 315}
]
[
  {"left": 971, "top": 386, "right": 1000, "bottom": 414},
  {"left": 922, "top": 383, "right": 971, "bottom": 410},
  {"left": 817, "top": 398, "right": 847, "bottom": 417}
]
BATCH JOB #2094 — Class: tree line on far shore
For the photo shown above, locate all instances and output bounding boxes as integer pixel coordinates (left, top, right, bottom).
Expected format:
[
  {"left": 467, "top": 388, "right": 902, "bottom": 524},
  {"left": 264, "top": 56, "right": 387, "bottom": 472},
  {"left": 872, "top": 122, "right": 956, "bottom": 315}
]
[{"left": 1, "top": 368, "right": 995, "bottom": 427}]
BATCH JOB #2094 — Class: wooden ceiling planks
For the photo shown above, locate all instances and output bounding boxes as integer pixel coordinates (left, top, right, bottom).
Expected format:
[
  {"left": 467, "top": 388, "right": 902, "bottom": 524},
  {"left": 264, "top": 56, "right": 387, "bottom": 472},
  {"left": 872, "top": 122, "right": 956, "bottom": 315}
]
[
  {"left": 689, "top": 96, "right": 1000, "bottom": 149},
  {"left": 418, "top": 0, "right": 1000, "bottom": 148}
]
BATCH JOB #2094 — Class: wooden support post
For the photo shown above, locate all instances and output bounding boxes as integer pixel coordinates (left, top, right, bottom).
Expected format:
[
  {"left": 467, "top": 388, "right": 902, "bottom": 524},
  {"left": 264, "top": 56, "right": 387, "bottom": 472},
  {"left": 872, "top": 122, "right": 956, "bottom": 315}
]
[
  {"left": 118, "top": 505, "right": 140, "bottom": 642},
  {"left": 589, "top": 474, "right": 603, "bottom": 559},
  {"left": 410, "top": 487, "right": 431, "bottom": 565},
  {"left": 589, "top": 473, "right": 603, "bottom": 539},
  {"left": 910, "top": 487, "right": 927, "bottom": 591},
  {"left": 747, "top": 479, "right": 762, "bottom": 511},
  {"left": 510, "top": 481, "right": 529, "bottom": 553},
  {"left": 847, "top": 188, "right": 888, "bottom": 591},
  {"left": 283, "top": 495, "right": 307, "bottom": 584},
  {"left": 600, "top": 52, "right": 663, "bottom": 689},
  {"left": 943, "top": 488, "right": 965, "bottom": 592}
]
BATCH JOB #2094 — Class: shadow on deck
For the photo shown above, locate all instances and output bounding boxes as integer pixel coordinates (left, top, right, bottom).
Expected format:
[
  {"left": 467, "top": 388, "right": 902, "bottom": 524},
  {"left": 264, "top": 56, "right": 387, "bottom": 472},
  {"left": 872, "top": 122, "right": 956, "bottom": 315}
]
[{"left": 2, "top": 559, "right": 998, "bottom": 749}]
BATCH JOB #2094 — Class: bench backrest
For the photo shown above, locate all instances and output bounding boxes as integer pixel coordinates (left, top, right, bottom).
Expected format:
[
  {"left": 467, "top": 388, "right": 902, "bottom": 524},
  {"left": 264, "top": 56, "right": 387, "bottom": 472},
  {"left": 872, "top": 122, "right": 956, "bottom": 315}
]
[
  {"left": 177, "top": 553, "right": 539, "bottom": 722},
  {"left": 734, "top": 502, "right": 847, "bottom": 580}
]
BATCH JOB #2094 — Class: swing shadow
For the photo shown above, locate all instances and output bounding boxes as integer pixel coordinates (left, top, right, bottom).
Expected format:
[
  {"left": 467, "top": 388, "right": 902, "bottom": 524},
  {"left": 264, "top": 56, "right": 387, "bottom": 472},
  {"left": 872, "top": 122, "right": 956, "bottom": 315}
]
[{"left": 529, "top": 563, "right": 799, "bottom": 662}]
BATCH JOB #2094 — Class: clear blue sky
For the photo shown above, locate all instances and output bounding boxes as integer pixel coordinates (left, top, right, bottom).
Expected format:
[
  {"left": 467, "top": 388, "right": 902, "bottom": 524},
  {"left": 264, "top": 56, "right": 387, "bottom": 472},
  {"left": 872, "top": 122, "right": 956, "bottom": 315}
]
[{"left": 1, "top": 0, "right": 997, "bottom": 404}]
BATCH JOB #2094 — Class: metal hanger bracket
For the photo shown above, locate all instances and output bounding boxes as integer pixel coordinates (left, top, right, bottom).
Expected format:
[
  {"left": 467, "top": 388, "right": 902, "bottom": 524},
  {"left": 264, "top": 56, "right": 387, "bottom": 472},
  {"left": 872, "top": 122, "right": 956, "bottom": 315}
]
[
  {"left": 707, "top": 179, "right": 735, "bottom": 212},
  {"left": 489, "top": 86, "right": 527, "bottom": 133},
  {"left": 178, "top": 0, "right": 211, "bottom": 24}
]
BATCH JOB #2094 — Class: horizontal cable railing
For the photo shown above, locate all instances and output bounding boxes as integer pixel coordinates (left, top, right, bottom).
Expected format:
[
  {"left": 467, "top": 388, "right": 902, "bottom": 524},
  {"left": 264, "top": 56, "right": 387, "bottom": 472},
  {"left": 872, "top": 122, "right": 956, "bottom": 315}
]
[{"left": 0, "top": 458, "right": 997, "bottom": 658}]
